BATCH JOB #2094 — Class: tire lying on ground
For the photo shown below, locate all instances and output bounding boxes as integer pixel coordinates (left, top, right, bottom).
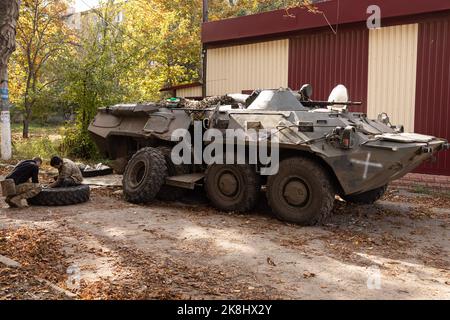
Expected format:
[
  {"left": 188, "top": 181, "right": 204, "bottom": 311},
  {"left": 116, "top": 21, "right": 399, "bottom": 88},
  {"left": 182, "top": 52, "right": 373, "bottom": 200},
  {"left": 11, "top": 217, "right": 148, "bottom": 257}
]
[
  {"left": 28, "top": 185, "right": 91, "bottom": 206},
  {"left": 81, "top": 167, "right": 114, "bottom": 178}
]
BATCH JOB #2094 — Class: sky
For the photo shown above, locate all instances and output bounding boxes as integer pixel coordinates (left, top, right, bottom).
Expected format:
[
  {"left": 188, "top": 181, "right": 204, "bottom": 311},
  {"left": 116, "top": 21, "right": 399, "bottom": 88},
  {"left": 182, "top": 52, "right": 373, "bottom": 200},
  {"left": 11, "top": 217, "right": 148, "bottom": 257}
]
[{"left": 73, "top": 0, "right": 100, "bottom": 12}]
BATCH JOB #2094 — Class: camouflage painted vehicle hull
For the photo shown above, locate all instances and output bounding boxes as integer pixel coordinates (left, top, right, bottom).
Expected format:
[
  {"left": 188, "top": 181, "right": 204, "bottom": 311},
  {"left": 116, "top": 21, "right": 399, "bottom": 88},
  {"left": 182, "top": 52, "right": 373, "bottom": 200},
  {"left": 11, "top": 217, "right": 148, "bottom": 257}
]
[{"left": 89, "top": 88, "right": 449, "bottom": 225}]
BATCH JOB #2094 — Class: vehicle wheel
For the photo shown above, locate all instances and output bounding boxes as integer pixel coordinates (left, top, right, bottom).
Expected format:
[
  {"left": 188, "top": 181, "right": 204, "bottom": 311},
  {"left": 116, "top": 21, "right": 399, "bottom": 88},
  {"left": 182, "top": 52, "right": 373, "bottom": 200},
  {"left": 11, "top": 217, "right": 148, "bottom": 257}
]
[
  {"left": 123, "top": 147, "right": 168, "bottom": 203},
  {"left": 156, "top": 146, "right": 189, "bottom": 201},
  {"left": 267, "top": 157, "right": 335, "bottom": 226},
  {"left": 205, "top": 164, "right": 260, "bottom": 212},
  {"left": 28, "top": 185, "right": 90, "bottom": 206},
  {"left": 343, "top": 185, "right": 388, "bottom": 204}
]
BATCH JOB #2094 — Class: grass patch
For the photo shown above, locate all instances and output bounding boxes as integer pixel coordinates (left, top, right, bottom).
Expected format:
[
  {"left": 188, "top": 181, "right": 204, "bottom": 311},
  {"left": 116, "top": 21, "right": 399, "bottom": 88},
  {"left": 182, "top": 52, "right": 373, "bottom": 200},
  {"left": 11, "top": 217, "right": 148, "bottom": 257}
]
[
  {"left": 12, "top": 136, "right": 62, "bottom": 161},
  {"left": 11, "top": 123, "right": 65, "bottom": 161},
  {"left": 435, "top": 190, "right": 450, "bottom": 199},
  {"left": 10, "top": 122, "right": 108, "bottom": 165},
  {"left": 411, "top": 184, "right": 450, "bottom": 199},
  {"left": 411, "top": 185, "right": 433, "bottom": 195},
  {"left": 11, "top": 123, "right": 63, "bottom": 138}
]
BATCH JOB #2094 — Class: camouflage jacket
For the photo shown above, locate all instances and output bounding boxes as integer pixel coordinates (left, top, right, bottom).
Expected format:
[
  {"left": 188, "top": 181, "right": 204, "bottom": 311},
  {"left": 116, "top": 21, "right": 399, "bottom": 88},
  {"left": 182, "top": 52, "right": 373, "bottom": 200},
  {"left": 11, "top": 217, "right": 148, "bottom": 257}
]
[{"left": 57, "top": 159, "right": 83, "bottom": 184}]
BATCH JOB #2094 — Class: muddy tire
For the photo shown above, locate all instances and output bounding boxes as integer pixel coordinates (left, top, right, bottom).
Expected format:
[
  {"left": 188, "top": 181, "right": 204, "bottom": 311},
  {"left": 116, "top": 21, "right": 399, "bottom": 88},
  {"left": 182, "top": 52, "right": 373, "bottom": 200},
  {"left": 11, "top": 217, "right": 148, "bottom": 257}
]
[
  {"left": 267, "top": 157, "right": 335, "bottom": 226},
  {"left": 343, "top": 185, "right": 388, "bottom": 204},
  {"left": 156, "top": 146, "right": 189, "bottom": 201},
  {"left": 123, "top": 147, "right": 168, "bottom": 204},
  {"left": 28, "top": 185, "right": 90, "bottom": 206},
  {"left": 205, "top": 164, "right": 260, "bottom": 212}
]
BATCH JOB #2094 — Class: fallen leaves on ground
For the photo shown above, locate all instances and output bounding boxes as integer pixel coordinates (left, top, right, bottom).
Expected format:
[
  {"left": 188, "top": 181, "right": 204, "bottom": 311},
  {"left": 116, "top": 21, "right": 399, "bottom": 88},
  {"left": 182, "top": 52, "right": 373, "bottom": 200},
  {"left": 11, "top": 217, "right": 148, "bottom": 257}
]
[
  {"left": 266, "top": 257, "right": 276, "bottom": 267},
  {"left": 0, "top": 227, "right": 69, "bottom": 286},
  {"left": 0, "top": 266, "right": 67, "bottom": 300},
  {"left": 90, "top": 187, "right": 123, "bottom": 200},
  {"left": 77, "top": 243, "right": 283, "bottom": 300},
  {"left": 0, "top": 183, "right": 448, "bottom": 300},
  {"left": 0, "top": 227, "right": 74, "bottom": 300},
  {"left": 303, "top": 272, "right": 316, "bottom": 279},
  {"left": 384, "top": 188, "right": 450, "bottom": 209}
]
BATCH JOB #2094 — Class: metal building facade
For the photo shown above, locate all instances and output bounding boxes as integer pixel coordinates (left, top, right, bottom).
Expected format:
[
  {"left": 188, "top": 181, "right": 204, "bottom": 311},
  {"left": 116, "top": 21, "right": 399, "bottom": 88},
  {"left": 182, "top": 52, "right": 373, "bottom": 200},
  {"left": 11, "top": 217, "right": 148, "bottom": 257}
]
[
  {"left": 367, "top": 24, "right": 419, "bottom": 132},
  {"left": 200, "top": 0, "right": 450, "bottom": 175},
  {"left": 177, "top": 86, "right": 203, "bottom": 99},
  {"left": 415, "top": 13, "right": 450, "bottom": 175},
  {"left": 206, "top": 40, "right": 289, "bottom": 96},
  {"left": 288, "top": 26, "right": 369, "bottom": 114}
]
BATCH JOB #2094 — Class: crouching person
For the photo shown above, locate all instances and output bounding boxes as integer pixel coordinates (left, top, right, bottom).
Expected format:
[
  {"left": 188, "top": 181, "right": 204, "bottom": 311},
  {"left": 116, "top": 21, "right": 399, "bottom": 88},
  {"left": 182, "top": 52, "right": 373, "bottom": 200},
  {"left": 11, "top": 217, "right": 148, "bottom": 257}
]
[
  {"left": 49, "top": 156, "right": 83, "bottom": 188},
  {"left": 4, "top": 157, "right": 43, "bottom": 208}
]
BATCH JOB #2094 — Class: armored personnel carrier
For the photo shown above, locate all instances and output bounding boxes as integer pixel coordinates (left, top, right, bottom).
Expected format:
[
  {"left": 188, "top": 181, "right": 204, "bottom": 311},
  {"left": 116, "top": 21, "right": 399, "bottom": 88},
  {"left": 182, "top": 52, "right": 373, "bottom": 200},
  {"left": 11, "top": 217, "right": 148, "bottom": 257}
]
[{"left": 88, "top": 86, "right": 449, "bottom": 225}]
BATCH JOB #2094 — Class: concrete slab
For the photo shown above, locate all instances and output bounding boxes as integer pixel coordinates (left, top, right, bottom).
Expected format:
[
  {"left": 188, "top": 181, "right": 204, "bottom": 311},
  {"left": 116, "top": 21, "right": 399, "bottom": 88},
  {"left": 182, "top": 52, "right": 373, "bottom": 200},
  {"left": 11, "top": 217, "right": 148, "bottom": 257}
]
[
  {"left": 0, "top": 254, "right": 22, "bottom": 268},
  {"left": 83, "top": 174, "right": 123, "bottom": 187}
]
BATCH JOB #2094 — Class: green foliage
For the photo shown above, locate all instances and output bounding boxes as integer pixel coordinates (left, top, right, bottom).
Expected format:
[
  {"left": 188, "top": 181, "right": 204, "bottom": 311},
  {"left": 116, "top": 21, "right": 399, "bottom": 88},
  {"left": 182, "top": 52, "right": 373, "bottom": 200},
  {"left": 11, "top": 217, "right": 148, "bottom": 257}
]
[
  {"left": 61, "top": 126, "right": 100, "bottom": 160},
  {"left": 11, "top": 124, "right": 64, "bottom": 160},
  {"left": 208, "top": 0, "right": 318, "bottom": 20},
  {"left": 13, "top": 137, "right": 61, "bottom": 161},
  {"left": 9, "top": 0, "right": 75, "bottom": 137},
  {"left": 412, "top": 185, "right": 433, "bottom": 195},
  {"left": 122, "top": 0, "right": 202, "bottom": 98},
  {"left": 60, "top": 1, "right": 132, "bottom": 158},
  {"left": 9, "top": 0, "right": 319, "bottom": 159}
]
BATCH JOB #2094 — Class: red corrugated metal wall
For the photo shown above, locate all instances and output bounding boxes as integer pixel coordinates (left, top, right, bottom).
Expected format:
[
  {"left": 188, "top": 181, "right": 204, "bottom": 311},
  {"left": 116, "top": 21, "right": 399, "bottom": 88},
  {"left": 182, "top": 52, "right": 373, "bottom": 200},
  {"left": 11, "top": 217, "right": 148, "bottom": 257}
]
[
  {"left": 288, "top": 26, "right": 369, "bottom": 113},
  {"left": 415, "top": 14, "right": 450, "bottom": 176}
]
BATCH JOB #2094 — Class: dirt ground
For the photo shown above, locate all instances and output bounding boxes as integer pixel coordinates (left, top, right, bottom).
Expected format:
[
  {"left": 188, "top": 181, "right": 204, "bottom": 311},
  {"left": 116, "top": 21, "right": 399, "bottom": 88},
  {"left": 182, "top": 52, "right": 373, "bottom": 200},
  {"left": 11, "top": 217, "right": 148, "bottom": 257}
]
[{"left": 0, "top": 182, "right": 449, "bottom": 300}]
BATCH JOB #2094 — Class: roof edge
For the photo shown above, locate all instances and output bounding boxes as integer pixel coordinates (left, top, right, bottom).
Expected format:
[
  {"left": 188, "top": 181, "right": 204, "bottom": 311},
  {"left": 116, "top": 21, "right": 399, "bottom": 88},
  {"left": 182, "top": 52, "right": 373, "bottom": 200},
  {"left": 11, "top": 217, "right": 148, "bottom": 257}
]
[
  {"left": 160, "top": 82, "right": 203, "bottom": 92},
  {"left": 202, "top": 0, "right": 450, "bottom": 45}
]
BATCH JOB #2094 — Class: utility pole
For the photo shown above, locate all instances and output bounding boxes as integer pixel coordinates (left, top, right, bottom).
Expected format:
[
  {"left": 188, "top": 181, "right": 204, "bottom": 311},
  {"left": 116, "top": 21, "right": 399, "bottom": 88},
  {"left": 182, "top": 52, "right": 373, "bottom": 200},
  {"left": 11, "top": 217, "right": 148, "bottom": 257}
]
[
  {"left": 0, "top": 73, "right": 12, "bottom": 160},
  {"left": 201, "top": 0, "right": 208, "bottom": 98}
]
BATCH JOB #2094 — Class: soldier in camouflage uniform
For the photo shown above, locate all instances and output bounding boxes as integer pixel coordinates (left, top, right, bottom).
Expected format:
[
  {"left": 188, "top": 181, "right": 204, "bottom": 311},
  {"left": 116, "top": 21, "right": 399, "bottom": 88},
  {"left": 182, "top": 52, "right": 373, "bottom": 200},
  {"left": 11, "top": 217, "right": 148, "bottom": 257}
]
[
  {"left": 5, "top": 157, "right": 43, "bottom": 208},
  {"left": 48, "top": 156, "right": 83, "bottom": 188}
]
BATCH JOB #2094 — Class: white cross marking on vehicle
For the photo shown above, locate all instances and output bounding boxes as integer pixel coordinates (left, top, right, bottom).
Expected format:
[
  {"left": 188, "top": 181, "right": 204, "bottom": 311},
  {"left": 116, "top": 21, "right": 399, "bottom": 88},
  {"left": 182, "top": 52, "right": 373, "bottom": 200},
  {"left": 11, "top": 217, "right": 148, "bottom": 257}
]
[{"left": 350, "top": 153, "right": 383, "bottom": 179}]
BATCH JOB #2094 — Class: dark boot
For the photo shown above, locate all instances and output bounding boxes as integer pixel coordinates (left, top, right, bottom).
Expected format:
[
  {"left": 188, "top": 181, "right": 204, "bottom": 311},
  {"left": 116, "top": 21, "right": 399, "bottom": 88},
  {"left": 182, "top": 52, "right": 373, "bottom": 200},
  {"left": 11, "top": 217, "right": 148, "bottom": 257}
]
[
  {"left": 5, "top": 197, "right": 18, "bottom": 208},
  {"left": 8, "top": 196, "right": 26, "bottom": 208}
]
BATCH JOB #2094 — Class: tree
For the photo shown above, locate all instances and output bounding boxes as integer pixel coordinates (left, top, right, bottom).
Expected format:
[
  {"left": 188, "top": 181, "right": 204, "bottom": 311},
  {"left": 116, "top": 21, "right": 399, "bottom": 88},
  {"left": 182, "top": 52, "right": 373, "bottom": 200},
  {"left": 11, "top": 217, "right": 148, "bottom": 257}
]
[
  {"left": 0, "top": 1, "right": 20, "bottom": 80},
  {"left": 59, "top": 0, "right": 205, "bottom": 158},
  {"left": 0, "top": 0, "right": 20, "bottom": 160},
  {"left": 121, "top": 0, "right": 319, "bottom": 100},
  {"left": 48, "top": 0, "right": 323, "bottom": 159},
  {"left": 61, "top": 0, "right": 135, "bottom": 158},
  {"left": 208, "top": 0, "right": 319, "bottom": 20},
  {"left": 13, "top": 0, "right": 73, "bottom": 138},
  {"left": 121, "top": 0, "right": 203, "bottom": 101}
]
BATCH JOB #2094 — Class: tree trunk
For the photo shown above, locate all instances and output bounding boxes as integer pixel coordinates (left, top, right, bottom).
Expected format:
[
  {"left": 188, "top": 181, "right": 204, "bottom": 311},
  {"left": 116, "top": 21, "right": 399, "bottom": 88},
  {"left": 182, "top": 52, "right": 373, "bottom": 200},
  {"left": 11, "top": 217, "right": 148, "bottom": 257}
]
[
  {"left": 22, "top": 116, "right": 29, "bottom": 138},
  {"left": 22, "top": 100, "right": 31, "bottom": 138},
  {"left": 0, "top": 0, "right": 20, "bottom": 160},
  {"left": 0, "top": 67, "right": 7, "bottom": 103},
  {"left": 0, "top": 0, "right": 20, "bottom": 91}
]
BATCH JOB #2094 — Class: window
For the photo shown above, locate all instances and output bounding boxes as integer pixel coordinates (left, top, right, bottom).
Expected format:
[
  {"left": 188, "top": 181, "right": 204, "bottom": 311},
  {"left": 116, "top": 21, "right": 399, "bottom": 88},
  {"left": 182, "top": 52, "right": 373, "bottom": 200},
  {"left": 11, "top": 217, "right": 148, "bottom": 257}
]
[{"left": 115, "top": 11, "right": 123, "bottom": 23}]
